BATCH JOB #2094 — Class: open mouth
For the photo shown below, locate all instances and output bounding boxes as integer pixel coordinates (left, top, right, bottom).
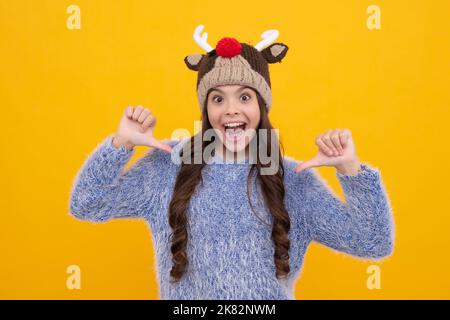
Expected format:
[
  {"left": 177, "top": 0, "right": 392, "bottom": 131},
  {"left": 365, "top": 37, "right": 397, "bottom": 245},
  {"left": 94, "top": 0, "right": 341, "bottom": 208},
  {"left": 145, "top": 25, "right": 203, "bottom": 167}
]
[{"left": 222, "top": 121, "right": 248, "bottom": 143}]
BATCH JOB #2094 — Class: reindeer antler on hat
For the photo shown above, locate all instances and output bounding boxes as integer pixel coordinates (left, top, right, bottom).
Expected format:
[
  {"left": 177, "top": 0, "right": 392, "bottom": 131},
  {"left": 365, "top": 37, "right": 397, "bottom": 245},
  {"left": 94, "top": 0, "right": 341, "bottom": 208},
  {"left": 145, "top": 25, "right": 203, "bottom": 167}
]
[{"left": 184, "top": 24, "right": 289, "bottom": 112}]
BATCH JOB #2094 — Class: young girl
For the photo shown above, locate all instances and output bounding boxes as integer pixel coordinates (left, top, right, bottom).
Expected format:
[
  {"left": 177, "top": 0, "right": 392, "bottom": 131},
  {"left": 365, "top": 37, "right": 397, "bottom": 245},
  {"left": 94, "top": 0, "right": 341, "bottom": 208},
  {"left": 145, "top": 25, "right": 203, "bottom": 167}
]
[{"left": 69, "top": 25, "right": 395, "bottom": 300}]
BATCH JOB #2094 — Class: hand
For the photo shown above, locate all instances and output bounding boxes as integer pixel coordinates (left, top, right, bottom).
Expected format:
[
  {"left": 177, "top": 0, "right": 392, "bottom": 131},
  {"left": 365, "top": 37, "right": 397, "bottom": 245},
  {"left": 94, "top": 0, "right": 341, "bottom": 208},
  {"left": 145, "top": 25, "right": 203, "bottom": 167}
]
[
  {"left": 294, "top": 129, "right": 361, "bottom": 174},
  {"left": 112, "top": 105, "right": 173, "bottom": 153}
]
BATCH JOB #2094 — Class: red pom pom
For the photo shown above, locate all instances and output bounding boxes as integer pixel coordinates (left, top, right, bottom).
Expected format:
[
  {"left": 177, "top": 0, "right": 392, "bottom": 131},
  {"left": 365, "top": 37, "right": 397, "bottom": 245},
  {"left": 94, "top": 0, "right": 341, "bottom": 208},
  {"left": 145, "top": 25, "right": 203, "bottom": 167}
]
[{"left": 215, "top": 37, "right": 241, "bottom": 58}]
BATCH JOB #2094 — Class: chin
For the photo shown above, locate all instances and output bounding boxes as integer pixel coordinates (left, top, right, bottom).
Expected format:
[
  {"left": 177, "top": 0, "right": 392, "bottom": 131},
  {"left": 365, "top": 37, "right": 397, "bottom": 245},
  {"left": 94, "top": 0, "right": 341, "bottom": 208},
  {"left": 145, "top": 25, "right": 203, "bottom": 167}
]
[{"left": 223, "top": 141, "right": 248, "bottom": 153}]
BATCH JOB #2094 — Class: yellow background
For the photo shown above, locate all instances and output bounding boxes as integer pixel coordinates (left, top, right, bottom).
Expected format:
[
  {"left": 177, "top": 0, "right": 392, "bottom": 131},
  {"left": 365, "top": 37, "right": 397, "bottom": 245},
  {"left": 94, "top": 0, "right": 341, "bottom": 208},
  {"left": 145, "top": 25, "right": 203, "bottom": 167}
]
[{"left": 1, "top": 0, "right": 449, "bottom": 299}]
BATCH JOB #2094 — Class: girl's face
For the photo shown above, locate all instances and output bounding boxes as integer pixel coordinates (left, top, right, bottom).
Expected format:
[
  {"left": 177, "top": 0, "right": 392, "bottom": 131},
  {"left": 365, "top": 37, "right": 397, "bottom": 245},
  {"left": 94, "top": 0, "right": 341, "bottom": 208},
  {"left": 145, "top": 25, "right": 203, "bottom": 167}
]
[{"left": 206, "top": 85, "right": 260, "bottom": 156}]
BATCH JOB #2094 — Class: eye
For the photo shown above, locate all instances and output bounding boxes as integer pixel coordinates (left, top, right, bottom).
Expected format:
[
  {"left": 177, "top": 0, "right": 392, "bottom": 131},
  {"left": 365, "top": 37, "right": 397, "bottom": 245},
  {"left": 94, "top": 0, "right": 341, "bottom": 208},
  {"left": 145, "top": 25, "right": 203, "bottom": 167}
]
[
  {"left": 212, "top": 95, "right": 223, "bottom": 103},
  {"left": 240, "top": 93, "right": 251, "bottom": 102}
]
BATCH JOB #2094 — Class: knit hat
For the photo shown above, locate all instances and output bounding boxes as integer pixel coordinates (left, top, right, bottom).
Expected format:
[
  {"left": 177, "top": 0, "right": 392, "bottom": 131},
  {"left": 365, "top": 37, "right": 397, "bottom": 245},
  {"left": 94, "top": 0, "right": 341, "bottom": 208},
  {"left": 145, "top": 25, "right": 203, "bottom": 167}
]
[{"left": 184, "top": 25, "right": 289, "bottom": 113}]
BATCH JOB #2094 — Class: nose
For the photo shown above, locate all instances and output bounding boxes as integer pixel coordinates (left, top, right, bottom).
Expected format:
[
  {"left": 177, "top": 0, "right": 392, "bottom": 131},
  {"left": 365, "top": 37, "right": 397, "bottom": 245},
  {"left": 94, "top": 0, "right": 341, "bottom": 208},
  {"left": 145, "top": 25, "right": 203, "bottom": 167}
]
[{"left": 224, "top": 99, "right": 240, "bottom": 115}]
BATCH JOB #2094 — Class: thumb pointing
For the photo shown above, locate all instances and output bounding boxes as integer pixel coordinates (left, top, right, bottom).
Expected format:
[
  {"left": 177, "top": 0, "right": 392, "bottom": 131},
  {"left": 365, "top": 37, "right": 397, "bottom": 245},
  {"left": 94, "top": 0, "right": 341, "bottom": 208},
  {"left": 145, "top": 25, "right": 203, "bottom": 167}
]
[
  {"left": 149, "top": 137, "right": 173, "bottom": 154},
  {"left": 294, "top": 158, "right": 318, "bottom": 173}
]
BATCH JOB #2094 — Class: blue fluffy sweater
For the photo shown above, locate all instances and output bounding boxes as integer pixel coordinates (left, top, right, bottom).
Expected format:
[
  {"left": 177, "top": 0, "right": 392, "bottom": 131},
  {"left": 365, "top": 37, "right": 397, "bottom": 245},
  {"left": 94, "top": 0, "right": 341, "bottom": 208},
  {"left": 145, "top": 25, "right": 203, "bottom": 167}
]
[{"left": 69, "top": 134, "right": 395, "bottom": 300}]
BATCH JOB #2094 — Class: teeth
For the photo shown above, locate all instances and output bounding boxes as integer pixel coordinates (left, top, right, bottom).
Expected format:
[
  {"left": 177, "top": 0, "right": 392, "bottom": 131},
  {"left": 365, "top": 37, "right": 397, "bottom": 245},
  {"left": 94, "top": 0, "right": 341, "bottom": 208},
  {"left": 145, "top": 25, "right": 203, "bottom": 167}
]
[{"left": 224, "top": 122, "right": 245, "bottom": 128}]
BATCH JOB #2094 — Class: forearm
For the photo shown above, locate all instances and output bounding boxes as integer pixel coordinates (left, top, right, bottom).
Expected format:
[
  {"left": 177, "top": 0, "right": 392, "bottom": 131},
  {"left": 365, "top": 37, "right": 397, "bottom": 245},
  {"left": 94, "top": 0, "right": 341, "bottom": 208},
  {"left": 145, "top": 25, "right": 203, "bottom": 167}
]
[
  {"left": 335, "top": 164, "right": 394, "bottom": 257},
  {"left": 69, "top": 135, "right": 134, "bottom": 221},
  {"left": 112, "top": 134, "right": 135, "bottom": 151},
  {"left": 335, "top": 159, "right": 361, "bottom": 176},
  {"left": 306, "top": 163, "right": 395, "bottom": 258}
]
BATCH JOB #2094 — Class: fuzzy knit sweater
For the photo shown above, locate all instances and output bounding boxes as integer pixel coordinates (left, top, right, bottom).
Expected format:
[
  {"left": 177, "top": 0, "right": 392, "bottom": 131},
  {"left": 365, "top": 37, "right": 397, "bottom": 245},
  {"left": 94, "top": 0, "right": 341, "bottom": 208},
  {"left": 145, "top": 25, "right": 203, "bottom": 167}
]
[{"left": 68, "top": 134, "right": 395, "bottom": 300}]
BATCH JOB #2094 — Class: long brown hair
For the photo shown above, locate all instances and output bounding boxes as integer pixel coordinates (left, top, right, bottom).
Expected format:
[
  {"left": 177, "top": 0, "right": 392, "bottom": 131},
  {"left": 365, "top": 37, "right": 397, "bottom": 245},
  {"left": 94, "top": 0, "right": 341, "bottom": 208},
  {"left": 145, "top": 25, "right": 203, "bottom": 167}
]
[{"left": 168, "top": 88, "right": 291, "bottom": 283}]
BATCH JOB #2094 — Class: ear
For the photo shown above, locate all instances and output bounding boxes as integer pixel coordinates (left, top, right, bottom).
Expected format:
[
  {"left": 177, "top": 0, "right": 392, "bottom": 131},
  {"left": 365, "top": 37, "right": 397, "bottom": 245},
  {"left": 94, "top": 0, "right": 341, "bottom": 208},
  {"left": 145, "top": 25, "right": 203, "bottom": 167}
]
[
  {"left": 260, "top": 43, "right": 289, "bottom": 63},
  {"left": 184, "top": 53, "right": 204, "bottom": 71}
]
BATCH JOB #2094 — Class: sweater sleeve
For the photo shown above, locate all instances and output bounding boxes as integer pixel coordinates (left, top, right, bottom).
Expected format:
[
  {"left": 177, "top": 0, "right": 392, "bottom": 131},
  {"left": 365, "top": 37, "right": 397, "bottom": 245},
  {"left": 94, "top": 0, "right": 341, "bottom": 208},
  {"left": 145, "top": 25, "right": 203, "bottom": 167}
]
[
  {"left": 68, "top": 134, "right": 168, "bottom": 223},
  {"left": 298, "top": 163, "right": 395, "bottom": 259}
]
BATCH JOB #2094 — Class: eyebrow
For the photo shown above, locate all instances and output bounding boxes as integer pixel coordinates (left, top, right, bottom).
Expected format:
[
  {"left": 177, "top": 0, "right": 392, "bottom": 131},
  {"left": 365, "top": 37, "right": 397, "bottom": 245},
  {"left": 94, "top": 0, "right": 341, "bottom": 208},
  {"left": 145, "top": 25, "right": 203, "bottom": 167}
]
[{"left": 211, "top": 86, "right": 253, "bottom": 94}]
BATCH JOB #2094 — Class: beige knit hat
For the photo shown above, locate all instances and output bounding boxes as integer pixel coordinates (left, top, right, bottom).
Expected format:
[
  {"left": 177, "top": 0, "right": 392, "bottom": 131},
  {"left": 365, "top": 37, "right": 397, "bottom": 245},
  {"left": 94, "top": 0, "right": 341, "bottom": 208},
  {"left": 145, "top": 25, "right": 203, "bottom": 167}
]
[{"left": 184, "top": 25, "right": 289, "bottom": 112}]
